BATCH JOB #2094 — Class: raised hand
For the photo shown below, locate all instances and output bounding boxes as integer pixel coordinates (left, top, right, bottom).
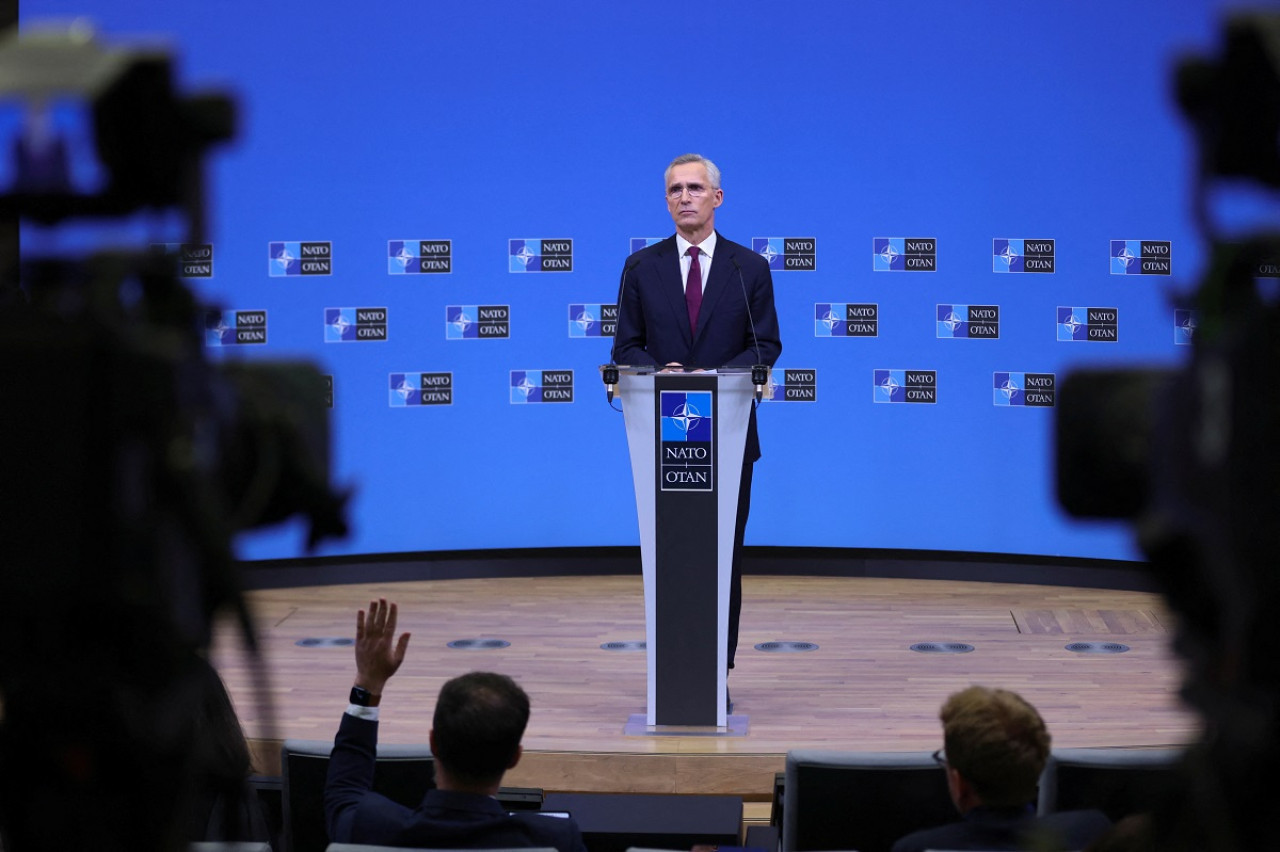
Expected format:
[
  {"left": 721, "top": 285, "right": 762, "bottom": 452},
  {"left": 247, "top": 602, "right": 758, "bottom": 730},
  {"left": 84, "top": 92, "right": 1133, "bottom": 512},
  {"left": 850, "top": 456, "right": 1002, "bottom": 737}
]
[{"left": 353, "top": 598, "right": 411, "bottom": 694}]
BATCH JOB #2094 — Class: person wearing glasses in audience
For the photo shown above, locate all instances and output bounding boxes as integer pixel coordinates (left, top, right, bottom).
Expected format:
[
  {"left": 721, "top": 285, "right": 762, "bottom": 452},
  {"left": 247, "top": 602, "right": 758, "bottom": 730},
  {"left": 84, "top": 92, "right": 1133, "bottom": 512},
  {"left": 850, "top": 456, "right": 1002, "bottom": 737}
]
[
  {"left": 892, "top": 685, "right": 1111, "bottom": 852},
  {"left": 612, "top": 154, "right": 782, "bottom": 709},
  {"left": 325, "top": 599, "right": 587, "bottom": 852}
]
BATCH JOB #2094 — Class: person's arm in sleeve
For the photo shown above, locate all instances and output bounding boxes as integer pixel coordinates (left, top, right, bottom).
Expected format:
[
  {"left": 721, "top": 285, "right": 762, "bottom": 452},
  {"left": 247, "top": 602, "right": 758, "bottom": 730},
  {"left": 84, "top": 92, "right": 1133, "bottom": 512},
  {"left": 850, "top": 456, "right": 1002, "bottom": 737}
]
[
  {"left": 324, "top": 598, "right": 411, "bottom": 841},
  {"left": 611, "top": 260, "right": 660, "bottom": 368}
]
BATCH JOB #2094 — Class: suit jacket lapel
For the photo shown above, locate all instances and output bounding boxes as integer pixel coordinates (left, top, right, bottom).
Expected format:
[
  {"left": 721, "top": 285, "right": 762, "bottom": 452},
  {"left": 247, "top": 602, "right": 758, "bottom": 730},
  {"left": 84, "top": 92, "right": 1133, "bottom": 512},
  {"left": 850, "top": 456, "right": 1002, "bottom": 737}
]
[
  {"left": 694, "top": 232, "right": 733, "bottom": 345},
  {"left": 656, "top": 236, "right": 692, "bottom": 346}
]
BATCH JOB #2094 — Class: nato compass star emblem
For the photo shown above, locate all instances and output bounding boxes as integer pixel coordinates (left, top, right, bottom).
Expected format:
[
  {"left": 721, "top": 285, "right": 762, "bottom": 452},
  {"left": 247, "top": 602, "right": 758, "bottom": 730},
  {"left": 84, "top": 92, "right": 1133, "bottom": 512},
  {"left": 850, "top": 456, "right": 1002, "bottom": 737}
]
[
  {"left": 272, "top": 245, "right": 295, "bottom": 272},
  {"left": 879, "top": 242, "right": 900, "bottom": 267},
  {"left": 514, "top": 244, "right": 536, "bottom": 268},
  {"left": 451, "top": 310, "right": 473, "bottom": 335},
  {"left": 671, "top": 402, "right": 703, "bottom": 433},
  {"left": 821, "top": 308, "right": 841, "bottom": 332},
  {"left": 514, "top": 375, "right": 537, "bottom": 399},
  {"left": 1115, "top": 244, "right": 1136, "bottom": 269},
  {"left": 1000, "top": 376, "right": 1021, "bottom": 400},
  {"left": 575, "top": 308, "right": 596, "bottom": 333},
  {"left": 329, "top": 313, "right": 352, "bottom": 336},
  {"left": 942, "top": 310, "right": 965, "bottom": 333},
  {"left": 394, "top": 245, "right": 414, "bottom": 269},
  {"left": 1180, "top": 314, "right": 1197, "bottom": 339},
  {"left": 878, "top": 373, "right": 900, "bottom": 398},
  {"left": 1062, "top": 314, "right": 1083, "bottom": 336},
  {"left": 395, "top": 377, "right": 416, "bottom": 402},
  {"left": 758, "top": 242, "right": 780, "bottom": 264},
  {"left": 999, "top": 243, "right": 1020, "bottom": 267}
]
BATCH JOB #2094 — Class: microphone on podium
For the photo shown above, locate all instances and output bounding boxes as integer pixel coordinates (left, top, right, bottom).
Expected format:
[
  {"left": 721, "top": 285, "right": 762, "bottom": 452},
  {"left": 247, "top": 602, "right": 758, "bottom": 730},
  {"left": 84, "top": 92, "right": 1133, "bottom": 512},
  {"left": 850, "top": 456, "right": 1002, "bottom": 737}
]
[
  {"left": 603, "top": 256, "right": 641, "bottom": 404},
  {"left": 731, "top": 255, "right": 768, "bottom": 403}
]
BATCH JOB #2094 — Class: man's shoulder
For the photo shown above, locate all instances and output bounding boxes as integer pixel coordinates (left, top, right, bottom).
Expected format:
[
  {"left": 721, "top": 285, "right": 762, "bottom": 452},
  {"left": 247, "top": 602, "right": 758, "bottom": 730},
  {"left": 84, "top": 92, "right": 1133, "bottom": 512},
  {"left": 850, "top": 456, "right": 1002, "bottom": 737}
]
[
  {"left": 889, "top": 820, "right": 975, "bottom": 852},
  {"left": 421, "top": 788, "right": 506, "bottom": 814},
  {"left": 628, "top": 235, "right": 676, "bottom": 264},
  {"left": 1034, "top": 809, "right": 1112, "bottom": 847},
  {"left": 714, "top": 235, "right": 768, "bottom": 271}
]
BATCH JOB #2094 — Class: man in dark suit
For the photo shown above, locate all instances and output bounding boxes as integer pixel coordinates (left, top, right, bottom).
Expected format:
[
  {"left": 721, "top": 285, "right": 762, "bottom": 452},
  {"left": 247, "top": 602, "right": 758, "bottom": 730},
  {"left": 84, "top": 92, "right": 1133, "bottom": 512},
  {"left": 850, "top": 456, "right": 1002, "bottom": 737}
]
[
  {"left": 325, "top": 598, "right": 587, "bottom": 852},
  {"left": 891, "top": 686, "right": 1111, "bottom": 852},
  {"left": 613, "top": 154, "right": 782, "bottom": 692}
]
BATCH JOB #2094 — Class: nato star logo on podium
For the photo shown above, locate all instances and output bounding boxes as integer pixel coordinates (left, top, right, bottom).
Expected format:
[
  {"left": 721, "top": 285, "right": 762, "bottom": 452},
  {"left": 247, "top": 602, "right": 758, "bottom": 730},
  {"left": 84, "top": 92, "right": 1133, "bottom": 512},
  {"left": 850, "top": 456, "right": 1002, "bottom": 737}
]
[{"left": 660, "top": 391, "right": 713, "bottom": 442}]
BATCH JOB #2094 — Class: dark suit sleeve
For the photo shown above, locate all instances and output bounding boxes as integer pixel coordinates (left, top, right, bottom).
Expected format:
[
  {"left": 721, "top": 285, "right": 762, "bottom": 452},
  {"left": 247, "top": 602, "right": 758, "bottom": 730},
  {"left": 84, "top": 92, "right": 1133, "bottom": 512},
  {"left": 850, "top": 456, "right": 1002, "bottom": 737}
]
[
  {"left": 721, "top": 252, "right": 781, "bottom": 368},
  {"left": 612, "top": 258, "right": 661, "bottom": 368},
  {"left": 324, "top": 712, "right": 380, "bottom": 842}
]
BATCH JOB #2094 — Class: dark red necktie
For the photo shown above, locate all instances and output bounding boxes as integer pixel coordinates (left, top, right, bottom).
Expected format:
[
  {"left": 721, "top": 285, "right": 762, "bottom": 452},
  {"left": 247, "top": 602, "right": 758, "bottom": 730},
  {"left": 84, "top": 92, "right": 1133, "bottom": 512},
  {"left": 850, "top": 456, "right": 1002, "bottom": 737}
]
[{"left": 686, "top": 246, "right": 702, "bottom": 335}]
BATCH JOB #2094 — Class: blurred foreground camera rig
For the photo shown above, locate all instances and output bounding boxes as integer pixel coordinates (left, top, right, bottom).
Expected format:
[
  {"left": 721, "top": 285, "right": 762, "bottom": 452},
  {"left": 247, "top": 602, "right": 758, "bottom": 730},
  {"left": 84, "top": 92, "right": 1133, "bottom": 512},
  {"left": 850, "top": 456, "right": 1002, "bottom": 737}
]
[
  {"left": 0, "top": 27, "right": 347, "bottom": 852},
  {"left": 1056, "top": 12, "right": 1280, "bottom": 850}
]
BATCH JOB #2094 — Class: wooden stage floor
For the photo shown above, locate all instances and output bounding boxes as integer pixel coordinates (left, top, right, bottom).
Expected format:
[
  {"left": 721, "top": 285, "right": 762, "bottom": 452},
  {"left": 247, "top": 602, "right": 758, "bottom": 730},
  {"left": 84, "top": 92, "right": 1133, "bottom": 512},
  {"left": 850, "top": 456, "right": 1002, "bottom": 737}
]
[{"left": 211, "top": 574, "right": 1199, "bottom": 800}]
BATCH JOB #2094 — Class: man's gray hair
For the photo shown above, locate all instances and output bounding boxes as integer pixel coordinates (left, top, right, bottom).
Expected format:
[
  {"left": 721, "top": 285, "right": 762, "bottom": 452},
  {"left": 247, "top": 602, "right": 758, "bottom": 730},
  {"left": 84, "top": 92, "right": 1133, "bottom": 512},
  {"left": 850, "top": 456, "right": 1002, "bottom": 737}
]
[{"left": 665, "top": 153, "right": 721, "bottom": 190}]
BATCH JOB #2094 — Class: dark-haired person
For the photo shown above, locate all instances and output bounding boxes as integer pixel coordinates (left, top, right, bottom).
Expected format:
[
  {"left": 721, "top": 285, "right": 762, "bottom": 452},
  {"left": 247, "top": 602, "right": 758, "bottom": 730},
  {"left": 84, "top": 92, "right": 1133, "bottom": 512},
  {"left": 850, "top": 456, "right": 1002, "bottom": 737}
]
[
  {"left": 325, "top": 599, "right": 586, "bottom": 852},
  {"left": 892, "top": 685, "right": 1111, "bottom": 852},
  {"left": 613, "top": 154, "right": 782, "bottom": 700},
  {"left": 181, "top": 656, "right": 272, "bottom": 844}
]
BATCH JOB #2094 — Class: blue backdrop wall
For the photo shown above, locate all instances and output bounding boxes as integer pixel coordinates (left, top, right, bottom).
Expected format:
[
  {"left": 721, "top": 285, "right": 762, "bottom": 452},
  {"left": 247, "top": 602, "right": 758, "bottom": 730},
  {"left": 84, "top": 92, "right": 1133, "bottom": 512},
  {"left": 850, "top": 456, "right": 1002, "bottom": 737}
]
[{"left": 20, "top": 1, "right": 1249, "bottom": 562}]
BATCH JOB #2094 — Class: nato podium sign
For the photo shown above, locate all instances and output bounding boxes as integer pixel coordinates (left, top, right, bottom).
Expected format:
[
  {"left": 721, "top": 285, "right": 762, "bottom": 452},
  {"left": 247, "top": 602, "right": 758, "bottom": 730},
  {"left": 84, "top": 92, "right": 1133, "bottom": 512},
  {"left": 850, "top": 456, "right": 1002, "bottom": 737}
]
[{"left": 612, "top": 367, "right": 754, "bottom": 727}]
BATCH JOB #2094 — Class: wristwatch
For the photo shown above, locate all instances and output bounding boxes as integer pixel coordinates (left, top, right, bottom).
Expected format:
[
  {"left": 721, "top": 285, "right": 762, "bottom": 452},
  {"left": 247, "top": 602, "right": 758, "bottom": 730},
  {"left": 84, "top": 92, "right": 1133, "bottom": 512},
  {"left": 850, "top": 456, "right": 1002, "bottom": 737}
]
[{"left": 349, "top": 685, "right": 381, "bottom": 707}]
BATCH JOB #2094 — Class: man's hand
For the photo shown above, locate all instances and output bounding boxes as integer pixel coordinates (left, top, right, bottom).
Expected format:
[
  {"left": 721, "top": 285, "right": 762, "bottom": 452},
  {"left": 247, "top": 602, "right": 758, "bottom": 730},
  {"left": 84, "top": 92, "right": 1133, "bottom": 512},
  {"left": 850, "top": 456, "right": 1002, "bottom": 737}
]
[{"left": 353, "top": 598, "right": 411, "bottom": 694}]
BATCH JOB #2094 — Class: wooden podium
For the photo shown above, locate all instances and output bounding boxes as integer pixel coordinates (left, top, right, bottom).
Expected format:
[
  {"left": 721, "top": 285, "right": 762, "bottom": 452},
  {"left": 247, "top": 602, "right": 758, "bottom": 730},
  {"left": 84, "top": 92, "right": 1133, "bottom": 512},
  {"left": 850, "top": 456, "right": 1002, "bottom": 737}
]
[{"left": 614, "top": 367, "right": 754, "bottom": 727}]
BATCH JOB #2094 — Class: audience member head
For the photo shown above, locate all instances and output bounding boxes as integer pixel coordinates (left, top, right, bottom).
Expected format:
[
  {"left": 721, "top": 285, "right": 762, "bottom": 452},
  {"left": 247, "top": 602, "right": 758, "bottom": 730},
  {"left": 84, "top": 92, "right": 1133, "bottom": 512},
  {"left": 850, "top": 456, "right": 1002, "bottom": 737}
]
[
  {"left": 429, "top": 671, "right": 530, "bottom": 790},
  {"left": 939, "top": 685, "right": 1051, "bottom": 811}
]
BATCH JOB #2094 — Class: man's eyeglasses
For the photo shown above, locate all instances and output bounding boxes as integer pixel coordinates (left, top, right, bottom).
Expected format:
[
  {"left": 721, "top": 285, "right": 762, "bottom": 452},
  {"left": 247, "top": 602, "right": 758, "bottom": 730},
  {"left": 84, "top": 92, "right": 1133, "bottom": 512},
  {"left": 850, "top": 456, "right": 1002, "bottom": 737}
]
[
  {"left": 932, "top": 748, "right": 948, "bottom": 768},
  {"left": 668, "top": 183, "right": 709, "bottom": 200}
]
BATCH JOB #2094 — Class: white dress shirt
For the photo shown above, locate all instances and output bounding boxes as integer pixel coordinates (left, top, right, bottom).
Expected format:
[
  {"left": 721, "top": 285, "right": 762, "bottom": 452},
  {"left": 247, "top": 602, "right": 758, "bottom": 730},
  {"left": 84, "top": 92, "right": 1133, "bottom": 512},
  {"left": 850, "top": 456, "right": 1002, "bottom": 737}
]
[{"left": 675, "top": 231, "right": 717, "bottom": 294}]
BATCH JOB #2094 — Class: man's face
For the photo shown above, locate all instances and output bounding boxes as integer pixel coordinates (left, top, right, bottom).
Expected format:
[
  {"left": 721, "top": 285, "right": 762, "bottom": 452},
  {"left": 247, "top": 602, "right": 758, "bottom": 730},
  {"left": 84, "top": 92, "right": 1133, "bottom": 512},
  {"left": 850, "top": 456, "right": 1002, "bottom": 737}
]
[{"left": 666, "top": 162, "right": 723, "bottom": 236}]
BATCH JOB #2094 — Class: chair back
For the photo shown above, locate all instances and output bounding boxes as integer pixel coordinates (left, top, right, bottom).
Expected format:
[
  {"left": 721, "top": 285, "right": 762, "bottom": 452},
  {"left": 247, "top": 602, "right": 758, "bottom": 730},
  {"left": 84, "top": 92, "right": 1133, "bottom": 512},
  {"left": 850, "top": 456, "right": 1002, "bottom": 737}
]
[
  {"left": 282, "top": 738, "right": 435, "bottom": 852},
  {"left": 782, "top": 750, "right": 953, "bottom": 852},
  {"left": 1037, "top": 747, "right": 1183, "bottom": 822}
]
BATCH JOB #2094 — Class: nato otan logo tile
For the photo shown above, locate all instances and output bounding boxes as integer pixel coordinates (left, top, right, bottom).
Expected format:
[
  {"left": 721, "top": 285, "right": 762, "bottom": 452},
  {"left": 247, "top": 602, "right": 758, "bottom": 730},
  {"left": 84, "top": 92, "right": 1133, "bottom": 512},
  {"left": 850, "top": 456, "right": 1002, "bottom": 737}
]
[
  {"left": 269, "top": 241, "right": 331, "bottom": 276},
  {"left": 510, "top": 239, "right": 573, "bottom": 272},
  {"left": 389, "top": 240, "right": 451, "bottom": 274},
  {"left": 873, "top": 238, "right": 936, "bottom": 271},
  {"left": 994, "top": 239, "right": 1054, "bottom": 273}
]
